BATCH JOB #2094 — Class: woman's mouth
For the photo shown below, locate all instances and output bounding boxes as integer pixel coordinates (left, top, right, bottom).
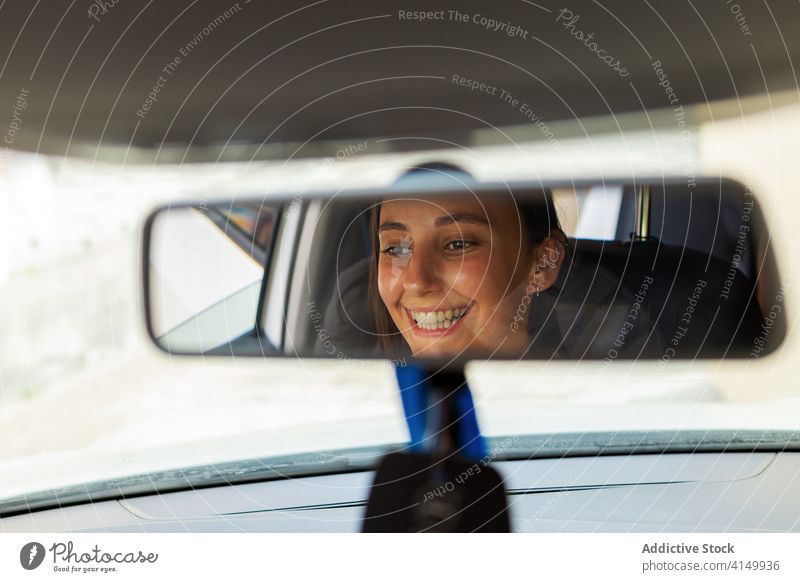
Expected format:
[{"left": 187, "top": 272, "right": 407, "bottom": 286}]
[{"left": 405, "top": 303, "right": 472, "bottom": 335}]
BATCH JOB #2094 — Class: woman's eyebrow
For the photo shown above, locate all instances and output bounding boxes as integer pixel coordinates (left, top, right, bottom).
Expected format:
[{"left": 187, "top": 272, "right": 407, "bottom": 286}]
[
  {"left": 378, "top": 221, "right": 407, "bottom": 233},
  {"left": 434, "top": 212, "right": 489, "bottom": 227}
]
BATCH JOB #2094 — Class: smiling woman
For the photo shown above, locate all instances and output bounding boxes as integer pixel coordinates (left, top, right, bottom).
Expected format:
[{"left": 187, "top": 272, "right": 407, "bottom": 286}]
[{"left": 368, "top": 186, "right": 566, "bottom": 358}]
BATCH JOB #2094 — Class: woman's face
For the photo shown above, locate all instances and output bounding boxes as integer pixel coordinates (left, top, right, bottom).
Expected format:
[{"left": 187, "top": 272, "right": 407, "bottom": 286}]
[{"left": 377, "top": 196, "right": 563, "bottom": 357}]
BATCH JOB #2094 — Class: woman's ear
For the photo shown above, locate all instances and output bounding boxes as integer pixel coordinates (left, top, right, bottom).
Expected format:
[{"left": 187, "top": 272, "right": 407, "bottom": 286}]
[{"left": 529, "top": 236, "right": 565, "bottom": 293}]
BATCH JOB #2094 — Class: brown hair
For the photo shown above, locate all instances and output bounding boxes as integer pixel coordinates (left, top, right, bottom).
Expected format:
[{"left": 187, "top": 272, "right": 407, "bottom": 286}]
[{"left": 369, "top": 206, "right": 403, "bottom": 353}]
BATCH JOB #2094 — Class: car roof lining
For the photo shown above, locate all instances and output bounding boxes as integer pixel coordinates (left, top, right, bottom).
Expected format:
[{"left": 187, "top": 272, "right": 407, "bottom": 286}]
[{"left": 2, "top": 0, "right": 800, "bottom": 161}]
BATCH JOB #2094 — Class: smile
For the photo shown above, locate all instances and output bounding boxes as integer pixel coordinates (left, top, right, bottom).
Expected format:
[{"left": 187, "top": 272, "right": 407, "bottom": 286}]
[{"left": 405, "top": 304, "right": 472, "bottom": 334}]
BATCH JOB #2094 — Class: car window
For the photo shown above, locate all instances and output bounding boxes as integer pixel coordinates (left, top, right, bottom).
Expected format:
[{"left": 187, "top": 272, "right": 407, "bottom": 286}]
[
  {"left": 0, "top": 151, "right": 796, "bottom": 514},
  {"left": 148, "top": 203, "right": 281, "bottom": 345}
]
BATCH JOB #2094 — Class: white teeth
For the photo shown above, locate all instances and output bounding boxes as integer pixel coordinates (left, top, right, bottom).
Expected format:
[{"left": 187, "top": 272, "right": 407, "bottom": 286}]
[{"left": 410, "top": 306, "right": 468, "bottom": 329}]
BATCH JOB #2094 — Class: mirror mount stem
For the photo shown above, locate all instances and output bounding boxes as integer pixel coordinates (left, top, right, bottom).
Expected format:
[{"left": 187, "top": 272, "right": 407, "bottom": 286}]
[
  {"left": 395, "top": 365, "right": 486, "bottom": 462},
  {"left": 362, "top": 364, "right": 510, "bottom": 532}
]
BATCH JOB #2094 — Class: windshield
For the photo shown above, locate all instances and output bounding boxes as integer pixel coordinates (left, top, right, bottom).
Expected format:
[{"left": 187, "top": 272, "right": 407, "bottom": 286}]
[{"left": 2, "top": 108, "right": 800, "bottom": 514}]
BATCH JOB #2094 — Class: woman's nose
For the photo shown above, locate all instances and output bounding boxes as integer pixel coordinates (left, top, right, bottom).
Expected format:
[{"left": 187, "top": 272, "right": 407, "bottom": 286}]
[{"left": 402, "top": 252, "right": 441, "bottom": 294}]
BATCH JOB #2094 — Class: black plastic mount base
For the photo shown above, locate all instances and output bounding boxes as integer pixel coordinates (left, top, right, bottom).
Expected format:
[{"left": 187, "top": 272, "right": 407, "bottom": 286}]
[{"left": 362, "top": 368, "right": 511, "bottom": 532}]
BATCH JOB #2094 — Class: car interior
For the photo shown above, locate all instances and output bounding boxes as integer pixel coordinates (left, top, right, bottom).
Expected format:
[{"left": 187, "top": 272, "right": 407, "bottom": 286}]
[
  {"left": 188, "top": 177, "right": 779, "bottom": 362},
  {"left": 3, "top": 0, "right": 800, "bottom": 535}
]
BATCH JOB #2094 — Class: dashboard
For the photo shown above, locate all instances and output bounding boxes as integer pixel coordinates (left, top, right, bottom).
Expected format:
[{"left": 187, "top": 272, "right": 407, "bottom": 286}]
[{"left": 3, "top": 452, "right": 797, "bottom": 533}]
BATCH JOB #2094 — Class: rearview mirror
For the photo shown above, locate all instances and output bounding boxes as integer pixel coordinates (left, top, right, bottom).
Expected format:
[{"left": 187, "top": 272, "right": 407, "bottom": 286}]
[{"left": 142, "top": 179, "right": 783, "bottom": 363}]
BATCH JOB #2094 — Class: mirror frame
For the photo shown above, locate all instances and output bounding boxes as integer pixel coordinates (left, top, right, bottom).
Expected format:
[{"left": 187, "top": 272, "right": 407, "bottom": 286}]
[{"left": 141, "top": 177, "right": 781, "bottom": 367}]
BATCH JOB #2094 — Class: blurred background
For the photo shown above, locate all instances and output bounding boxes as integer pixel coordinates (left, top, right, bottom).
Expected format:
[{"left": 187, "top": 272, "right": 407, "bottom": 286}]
[
  {"left": 0, "top": 151, "right": 416, "bottom": 498},
  {"left": 0, "top": 142, "right": 619, "bottom": 497},
  {"left": 3, "top": 0, "right": 799, "bottom": 502}
]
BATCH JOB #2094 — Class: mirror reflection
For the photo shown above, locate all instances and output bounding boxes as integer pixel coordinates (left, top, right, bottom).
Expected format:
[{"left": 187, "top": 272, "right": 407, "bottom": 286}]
[
  {"left": 145, "top": 177, "right": 782, "bottom": 362},
  {"left": 367, "top": 192, "right": 564, "bottom": 358},
  {"left": 147, "top": 203, "right": 277, "bottom": 352}
]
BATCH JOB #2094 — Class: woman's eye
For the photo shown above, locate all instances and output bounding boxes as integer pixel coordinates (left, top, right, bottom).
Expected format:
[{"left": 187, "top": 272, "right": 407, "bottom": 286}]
[
  {"left": 444, "top": 240, "right": 474, "bottom": 252},
  {"left": 382, "top": 245, "right": 412, "bottom": 257}
]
